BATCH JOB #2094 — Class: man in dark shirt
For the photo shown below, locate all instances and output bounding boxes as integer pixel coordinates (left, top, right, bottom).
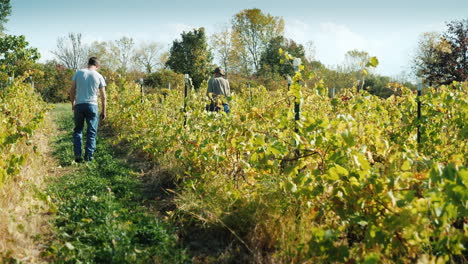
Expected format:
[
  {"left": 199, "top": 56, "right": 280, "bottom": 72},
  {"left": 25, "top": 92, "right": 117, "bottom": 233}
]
[{"left": 207, "top": 67, "right": 231, "bottom": 113}]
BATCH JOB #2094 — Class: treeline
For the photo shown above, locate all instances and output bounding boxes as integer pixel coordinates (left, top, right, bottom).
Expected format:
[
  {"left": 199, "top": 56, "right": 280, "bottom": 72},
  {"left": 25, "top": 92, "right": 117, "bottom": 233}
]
[{"left": 0, "top": 1, "right": 466, "bottom": 101}]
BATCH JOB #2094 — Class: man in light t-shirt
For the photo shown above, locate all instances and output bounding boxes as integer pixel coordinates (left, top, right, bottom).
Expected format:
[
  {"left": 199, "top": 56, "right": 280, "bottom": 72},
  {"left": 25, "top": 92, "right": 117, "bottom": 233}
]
[{"left": 70, "top": 57, "right": 107, "bottom": 162}]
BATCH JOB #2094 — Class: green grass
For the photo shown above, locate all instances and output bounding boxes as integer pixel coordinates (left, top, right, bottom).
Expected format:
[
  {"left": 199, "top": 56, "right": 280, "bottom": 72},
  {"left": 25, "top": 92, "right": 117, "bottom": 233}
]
[
  {"left": 44, "top": 104, "right": 188, "bottom": 263},
  {"left": 50, "top": 103, "right": 75, "bottom": 167}
]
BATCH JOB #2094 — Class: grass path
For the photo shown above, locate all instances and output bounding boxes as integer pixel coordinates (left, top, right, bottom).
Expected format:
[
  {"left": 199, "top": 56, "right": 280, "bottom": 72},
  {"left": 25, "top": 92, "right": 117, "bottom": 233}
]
[{"left": 43, "top": 104, "right": 188, "bottom": 263}]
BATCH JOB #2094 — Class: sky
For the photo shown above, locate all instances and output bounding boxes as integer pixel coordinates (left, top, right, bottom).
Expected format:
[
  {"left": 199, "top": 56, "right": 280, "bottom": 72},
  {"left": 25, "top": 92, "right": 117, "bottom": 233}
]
[{"left": 5, "top": 0, "right": 468, "bottom": 78}]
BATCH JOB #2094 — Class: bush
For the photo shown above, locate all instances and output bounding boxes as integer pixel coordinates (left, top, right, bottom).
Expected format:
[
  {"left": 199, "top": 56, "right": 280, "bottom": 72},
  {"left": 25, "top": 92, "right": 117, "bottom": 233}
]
[
  {"left": 144, "top": 69, "right": 184, "bottom": 91},
  {"left": 33, "top": 61, "right": 74, "bottom": 103}
]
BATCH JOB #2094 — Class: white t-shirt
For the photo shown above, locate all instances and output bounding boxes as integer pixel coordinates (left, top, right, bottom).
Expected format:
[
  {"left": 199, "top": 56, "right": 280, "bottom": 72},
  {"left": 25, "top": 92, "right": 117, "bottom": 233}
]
[{"left": 72, "top": 68, "right": 106, "bottom": 105}]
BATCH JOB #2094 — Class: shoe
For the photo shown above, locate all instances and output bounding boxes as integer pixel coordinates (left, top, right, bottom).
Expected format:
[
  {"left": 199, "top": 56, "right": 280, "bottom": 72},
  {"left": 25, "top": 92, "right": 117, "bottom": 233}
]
[{"left": 75, "top": 157, "right": 83, "bottom": 163}]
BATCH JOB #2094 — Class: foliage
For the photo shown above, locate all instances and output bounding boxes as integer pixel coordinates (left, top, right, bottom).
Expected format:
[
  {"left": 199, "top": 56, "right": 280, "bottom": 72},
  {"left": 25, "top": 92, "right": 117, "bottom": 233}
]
[
  {"left": 413, "top": 19, "right": 468, "bottom": 85},
  {"left": 143, "top": 69, "right": 184, "bottom": 91},
  {"left": 311, "top": 65, "right": 355, "bottom": 94},
  {"left": 442, "top": 19, "right": 468, "bottom": 83},
  {"left": 0, "top": 75, "right": 48, "bottom": 187},
  {"left": 363, "top": 74, "right": 393, "bottom": 98},
  {"left": 33, "top": 61, "right": 75, "bottom": 102},
  {"left": 166, "top": 27, "right": 212, "bottom": 89},
  {"left": 87, "top": 40, "right": 118, "bottom": 70},
  {"left": 232, "top": 8, "right": 285, "bottom": 72},
  {"left": 313, "top": 54, "right": 383, "bottom": 96},
  {"left": 44, "top": 105, "right": 188, "bottom": 263},
  {"left": 0, "top": 34, "right": 40, "bottom": 85},
  {"left": 258, "top": 36, "right": 305, "bottom": 78},
  {"left": 52, "top": 33, "right": 88, "bottom": 71},
  {"left": 227, "top": 30, "right": 252, "bottom": 76},
  {"left": 107, "top": 63, "right": 467, "bottom": 262},
  {"left": 0, "top": 0, "right": 10, "bottom": 33},
  {"left": 84, "top": 37, "right": 138, "bottom": 73}
]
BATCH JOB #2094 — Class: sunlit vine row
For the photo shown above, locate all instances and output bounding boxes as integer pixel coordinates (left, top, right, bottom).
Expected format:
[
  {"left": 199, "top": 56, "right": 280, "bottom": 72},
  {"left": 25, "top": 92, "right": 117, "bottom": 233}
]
[
  {"left": 106, "top": 76, "right": 467, "bottom": 263},
  {"left": 0, "top": 74, "right": 49, "bottom": 187}
]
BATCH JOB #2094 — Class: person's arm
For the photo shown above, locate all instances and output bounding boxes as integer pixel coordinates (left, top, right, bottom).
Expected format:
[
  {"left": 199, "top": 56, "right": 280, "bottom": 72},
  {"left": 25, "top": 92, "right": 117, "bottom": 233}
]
[
  {"left": 207, "top": 78, "right": 213, "bottom": 97},
  {"left": 226, "top": 79, "right": 231, "bottom": 97},
  {"left": 99, "top": 87, "right": 107, "bottom": 121},
  {"left": 70, "top": 81, "right": 76, "bottom": 111}
]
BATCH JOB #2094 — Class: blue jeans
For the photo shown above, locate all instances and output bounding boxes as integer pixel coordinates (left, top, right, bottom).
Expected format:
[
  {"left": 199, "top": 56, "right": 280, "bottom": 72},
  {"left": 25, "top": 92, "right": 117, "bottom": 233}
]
[
  {"left": 207, "top": 102, "right": 230, "bottom": 113},
  {"left": 73, "top": 103, "right": 99, "bottom": 161},
  {"left": 222, "top": 104, "right": 230, "bottom": 114}
]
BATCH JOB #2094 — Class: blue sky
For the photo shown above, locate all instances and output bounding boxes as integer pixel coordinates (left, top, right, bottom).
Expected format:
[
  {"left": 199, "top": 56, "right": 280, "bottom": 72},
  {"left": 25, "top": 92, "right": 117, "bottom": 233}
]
[{"left": 5, "top": 0, "right": 468, "bottom": 77}]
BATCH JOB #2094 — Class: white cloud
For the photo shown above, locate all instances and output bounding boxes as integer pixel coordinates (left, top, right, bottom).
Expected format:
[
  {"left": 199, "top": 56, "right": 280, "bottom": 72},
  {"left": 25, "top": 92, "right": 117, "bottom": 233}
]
[
  {"left": 285, "top": 20, "right": 370, "bottom": 65},
  {"left": 284, "top": 19, "right": 416, "bottom": 76},
  {"left": 285, "top": 19, "right": 311, "bottom": 44},
  {"left": 315, "top": 22, "right": 369, "bottom": 66}
]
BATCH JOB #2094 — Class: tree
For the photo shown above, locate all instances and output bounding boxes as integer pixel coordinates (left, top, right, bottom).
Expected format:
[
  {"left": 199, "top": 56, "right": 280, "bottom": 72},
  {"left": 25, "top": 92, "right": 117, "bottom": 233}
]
[
  {"left": 110, "top": 36, "right": 135, "bottom": 73},
  {"left": 342, "top": 49, "right": 380, "bottom": 91},
  {"left": 211, "top": 25, "right": 234, "bottom": 77},
  {"left": 52, "top": 33, "right": 88, "bottom": 70},
  {"left": 134, "top": 42, "right": 163, "bottom": 73},
  {"left": 443, "top": 19, "right": 467, "bottom": 83},
  {"left": 166, "top": 28, "right": 212, "bottom": 89},
  {"left": 304, "top": 40, "right": 316, "bottom": 63},
  {"left": 258, "top": 36, "right": 305, "bottom": 78},
  {"left": 232, "top": 8, "right": 284, "bottom": 72},
  {"left": 321, "top": 65, "right": 355, "bottom": 92},
  {"left": 33, "top": 61, "right": 74, "bottom": 102},
  {"left": 0, "top": 35, "right": 40, "bottom": 84},
  {"left": 344, "top": 49, "right": 371, "bottom": 73},
  {"left": 413, "top": 19, "right": 468, "bottom": 85},
  {"left": 143, "top": 69, "right": 184, "bottom": 89},
  {"left": 87, "top": 40, "right": 117, "bottom": 70},
  {"left": 228, "top": 30, "right": 251, "bottom": 76},
  {"left": 159, "top": 51, "right": 170, "bottom": 68},
  {"left": 413, "top": 32, "right": 447, "bottom": 85},
  {"left": 0, "top": 0, "right": 11, "bottom": 34},
  {"left": 364, "top": 74, "right": 393, "bottom": 98}
]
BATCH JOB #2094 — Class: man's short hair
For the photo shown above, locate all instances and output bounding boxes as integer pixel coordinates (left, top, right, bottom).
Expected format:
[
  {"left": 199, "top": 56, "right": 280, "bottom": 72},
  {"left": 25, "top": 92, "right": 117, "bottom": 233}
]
[{"left": 88, "top": 57, "right": 99, "bottom": 67}]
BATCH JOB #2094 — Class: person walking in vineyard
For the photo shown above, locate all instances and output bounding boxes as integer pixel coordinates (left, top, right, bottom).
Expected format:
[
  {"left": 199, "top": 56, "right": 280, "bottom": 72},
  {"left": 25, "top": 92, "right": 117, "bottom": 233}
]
[
  {"left": 206, "top": 67, "right": 231, "bottom": 113},
  {"left": 69, "top": 57, "right": 107, "bottom": 162}
]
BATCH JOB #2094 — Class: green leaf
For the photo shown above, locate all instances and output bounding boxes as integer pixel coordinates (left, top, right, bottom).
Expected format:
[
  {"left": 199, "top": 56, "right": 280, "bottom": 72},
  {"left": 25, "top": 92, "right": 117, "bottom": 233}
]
[
  {"left": 401, "top": 160, "right": 411, "bottom": 171},
  {"left": 364, "top": 253, "right": 381, "bottom": 264},
  {"left": 174, "top": 149, "right": 182, "bottom": 159},
  {"left": 341, "top": 131, "right": 355, "bottom": 147},
  {"left": 65, "top": 242, "right": 75, "bottom": 250},
  {"left": 334, "top": 164, "right": 349, "bottom": 176},
  {"left": 366, "top": 56, "right": 379, "bottom": 67},
  {"left": 286, "top": 180, "right": 297, "bottom": 193}
]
